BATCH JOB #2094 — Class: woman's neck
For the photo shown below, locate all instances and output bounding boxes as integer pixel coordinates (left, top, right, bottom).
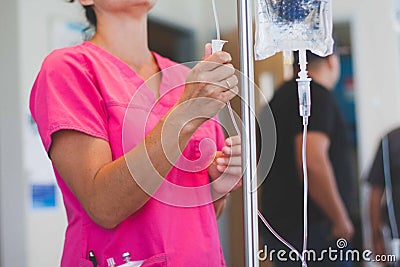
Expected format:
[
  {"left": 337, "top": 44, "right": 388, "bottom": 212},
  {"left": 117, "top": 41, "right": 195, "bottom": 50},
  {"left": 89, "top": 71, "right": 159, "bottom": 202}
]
[{"left": 90, "top": 14, "right": 153, "bottom": 71}]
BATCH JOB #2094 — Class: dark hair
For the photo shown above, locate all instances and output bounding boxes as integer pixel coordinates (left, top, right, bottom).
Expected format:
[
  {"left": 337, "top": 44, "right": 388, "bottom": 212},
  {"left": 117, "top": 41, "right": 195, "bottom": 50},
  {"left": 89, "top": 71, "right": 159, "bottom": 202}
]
[
  {"left": 293, "top": 41, "right": 337, "bottom": 68},
  {"left": 83, "top": 5, "right": 97, "bottom": 27},
  {"left": 293, "top": 51, "right": 326, "bottom": 66},
  {"left": 67, "top": 0, "right": 97, "bottom": 27}
]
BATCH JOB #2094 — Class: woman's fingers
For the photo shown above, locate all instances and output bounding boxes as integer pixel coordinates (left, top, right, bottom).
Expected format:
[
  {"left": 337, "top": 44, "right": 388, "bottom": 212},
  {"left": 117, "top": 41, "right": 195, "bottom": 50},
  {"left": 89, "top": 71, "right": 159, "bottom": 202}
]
[
  {"left": 214, "top": 135, "right": 242, "bottom": 175},
  {"left": 219, "top": 86, "right": 239, "bottom": 103},
  {"left": 212, "top": 173, "right": 241, "bottom": 195},
  {"left": 190, "top": 81, "right": 237, "bottom": 105},
  {"left": 202, "top": 64, "right": 235, "bottom": 83},
  {"left": 216, "top": 156, "right": 241, "bottom": 166},
  {"left": 203, "top": 43, "right": 213, "bottom": 60},
  {"left": 202, "top": 51, "right": 232, "bottom": 65},
  {"left": 222, "top": 144, "right": 241, "bottom": 156},
  {"left": 190, "top": 64, "right": 236, "bottom": 92},
  {"left": 211, "top": 135, "right": 243, "bottom": 194},
  {"left": 180, "top": 50, "right": 238, "bottom": 119},
  {"left": 196, "top": 51, "right": 232, "bottom": 72},
  {"left": 226, "top": 135, "right": 241, "bottom": 146},
  {"left": 210, "top": 75, "right": 238, "bottom": 90}
]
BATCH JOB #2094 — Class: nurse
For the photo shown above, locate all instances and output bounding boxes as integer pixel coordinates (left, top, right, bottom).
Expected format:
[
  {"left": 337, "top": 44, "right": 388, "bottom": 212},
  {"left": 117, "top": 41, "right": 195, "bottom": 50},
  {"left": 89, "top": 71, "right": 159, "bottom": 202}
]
[{"left": 29, "top": 0, "right": 241, "bottom": 266}]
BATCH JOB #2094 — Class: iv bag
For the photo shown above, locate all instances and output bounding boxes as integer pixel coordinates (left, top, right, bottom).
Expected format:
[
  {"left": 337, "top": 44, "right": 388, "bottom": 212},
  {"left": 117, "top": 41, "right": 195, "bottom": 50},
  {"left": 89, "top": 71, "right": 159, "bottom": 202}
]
[{"left": 255, "top": 0, "right": 334, "bottom": 60}]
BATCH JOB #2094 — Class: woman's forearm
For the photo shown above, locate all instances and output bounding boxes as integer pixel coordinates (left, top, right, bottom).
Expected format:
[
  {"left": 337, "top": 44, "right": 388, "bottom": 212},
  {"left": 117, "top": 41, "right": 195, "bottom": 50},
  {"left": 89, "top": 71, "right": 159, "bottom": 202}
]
[
  {"left": 51, "top": 111, "right": 204, "bottom": 229},
  {"left": 90, "top": 114, "right": 204, "bottom": 228}
]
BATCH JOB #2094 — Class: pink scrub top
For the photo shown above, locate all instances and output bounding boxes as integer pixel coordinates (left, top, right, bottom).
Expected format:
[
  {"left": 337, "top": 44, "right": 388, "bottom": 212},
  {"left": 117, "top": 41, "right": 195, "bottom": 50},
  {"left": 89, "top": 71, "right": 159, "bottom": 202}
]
[{"left": 30, "top": 41, "right": 227, "bottom": 267}]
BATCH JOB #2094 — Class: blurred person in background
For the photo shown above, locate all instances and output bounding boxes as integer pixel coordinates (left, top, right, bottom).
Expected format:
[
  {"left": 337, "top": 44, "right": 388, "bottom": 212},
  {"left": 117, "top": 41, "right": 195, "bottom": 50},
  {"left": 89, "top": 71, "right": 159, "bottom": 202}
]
[{"left": 367, "top": 127, "right": 400, "bottom": 267}]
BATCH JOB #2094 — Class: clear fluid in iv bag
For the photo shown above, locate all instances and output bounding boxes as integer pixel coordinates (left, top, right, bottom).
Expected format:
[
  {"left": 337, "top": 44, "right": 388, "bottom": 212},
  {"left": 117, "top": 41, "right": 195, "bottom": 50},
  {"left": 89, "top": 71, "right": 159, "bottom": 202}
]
[{"left": 255, "top": 0, "right": 334, "bottom": 60}]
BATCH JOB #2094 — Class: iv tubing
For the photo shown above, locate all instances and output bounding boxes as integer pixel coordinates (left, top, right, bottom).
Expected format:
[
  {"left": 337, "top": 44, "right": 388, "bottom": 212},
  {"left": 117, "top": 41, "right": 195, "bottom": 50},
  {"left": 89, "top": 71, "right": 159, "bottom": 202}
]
[
  {"left": 227, "top": 102, "right": 240, "bottom": 136},
  {"left": 301, "top": 123, "right": 309, "bottom": 267},
  {"left": 225, "top": 80, "right": 307, "bottom": 265},
  {"left": 296, "top": 49, "right": 311, "bottom": 267},
  {"left": 212, "top": 0, "right": 221, "bottom": 40},
  {"left": 257, "top": 211, "right": 304, "bottom": 261},
  {"left": 211, "top": 0, "right": 238, "bottom": 136}
]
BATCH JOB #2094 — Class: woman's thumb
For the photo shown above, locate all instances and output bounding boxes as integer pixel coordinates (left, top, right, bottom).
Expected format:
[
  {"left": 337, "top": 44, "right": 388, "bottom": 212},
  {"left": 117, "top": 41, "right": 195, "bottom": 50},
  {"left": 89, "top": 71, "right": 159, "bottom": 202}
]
[{"left": 203, "top": 43, "right": 213, "bottom": 59}]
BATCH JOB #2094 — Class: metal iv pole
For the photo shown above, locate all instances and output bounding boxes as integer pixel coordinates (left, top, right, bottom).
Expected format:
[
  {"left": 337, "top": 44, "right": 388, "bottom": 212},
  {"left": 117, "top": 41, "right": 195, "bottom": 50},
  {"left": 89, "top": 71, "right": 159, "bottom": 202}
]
[{"left": 237, "top": 0, "right": 259, "bottom": 266}]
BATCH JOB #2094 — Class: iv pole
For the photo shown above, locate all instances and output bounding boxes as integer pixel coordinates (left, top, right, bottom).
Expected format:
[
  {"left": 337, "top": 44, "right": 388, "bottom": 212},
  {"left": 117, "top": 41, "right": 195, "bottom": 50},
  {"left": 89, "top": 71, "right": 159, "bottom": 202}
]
[{"left": 237, "top": 0, "right": 259, "bottom": 266}]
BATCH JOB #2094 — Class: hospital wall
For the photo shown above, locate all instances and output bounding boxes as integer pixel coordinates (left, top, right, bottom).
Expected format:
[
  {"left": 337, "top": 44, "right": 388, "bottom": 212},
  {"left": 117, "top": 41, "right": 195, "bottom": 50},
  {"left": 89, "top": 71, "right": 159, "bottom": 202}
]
[
  {"left": 0, "top": 0, "right": 399, "bottom": 266},
  {"left": 0, "top": 1, "right": 26, "bottom": 266}
]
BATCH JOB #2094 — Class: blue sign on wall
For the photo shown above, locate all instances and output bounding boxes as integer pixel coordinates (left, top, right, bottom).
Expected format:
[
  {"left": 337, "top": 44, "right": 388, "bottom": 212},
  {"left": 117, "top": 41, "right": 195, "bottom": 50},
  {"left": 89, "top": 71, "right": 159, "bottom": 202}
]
[
  {"left": 334, "top": 54, "right": 357, "bottom": 145},
  {"left": 31, "top": 184, "right": 56, "bottom": 209}
]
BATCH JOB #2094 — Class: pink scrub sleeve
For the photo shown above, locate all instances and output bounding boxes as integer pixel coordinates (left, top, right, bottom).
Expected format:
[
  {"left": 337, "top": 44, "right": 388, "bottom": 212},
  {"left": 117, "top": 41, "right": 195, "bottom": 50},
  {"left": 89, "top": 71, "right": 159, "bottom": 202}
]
[{"left": 30, "top": 50, "right": 109, "bottom": 152}]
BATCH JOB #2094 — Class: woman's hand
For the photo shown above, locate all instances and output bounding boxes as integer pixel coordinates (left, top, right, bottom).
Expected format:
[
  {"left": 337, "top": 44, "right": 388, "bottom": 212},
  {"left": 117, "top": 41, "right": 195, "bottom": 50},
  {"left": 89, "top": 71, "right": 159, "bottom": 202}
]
[
  {"left": 209, "top": 136, "right": 243, "bottom": 198},
  {"left": 176, "top": 44, "right": 239, "bottom": 129}
]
